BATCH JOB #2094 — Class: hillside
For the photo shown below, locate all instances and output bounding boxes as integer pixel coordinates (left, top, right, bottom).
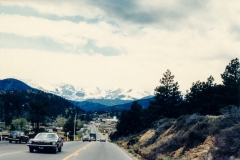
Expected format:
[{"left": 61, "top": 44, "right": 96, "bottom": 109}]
[
  {"left": 0, "top": 89, "right": 84, "bottom": 126},
  {"left": 0, "top": 78, "right": 35, "bottom": 91},
  {"left": 71, "top": 97, "right": 154, "bottom": 111},
  {"left": 114, "top": 113, "right": 240, "bottom": 160},
  {"left": 108, "top": 97, "right": 154, "bottom": 110}
]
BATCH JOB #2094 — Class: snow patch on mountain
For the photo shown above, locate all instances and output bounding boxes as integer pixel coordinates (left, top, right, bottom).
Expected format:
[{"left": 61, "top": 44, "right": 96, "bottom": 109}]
[{"left": 24, "top": 80, "right": 153, "bottom": 101}]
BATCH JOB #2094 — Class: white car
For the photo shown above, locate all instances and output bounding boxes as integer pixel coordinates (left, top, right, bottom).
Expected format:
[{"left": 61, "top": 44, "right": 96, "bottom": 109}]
[{"left": 100, "top": 137, "right": 106, "bottom": 142}]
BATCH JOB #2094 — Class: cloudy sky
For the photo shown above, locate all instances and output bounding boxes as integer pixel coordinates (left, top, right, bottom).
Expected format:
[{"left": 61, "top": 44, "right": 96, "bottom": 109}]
[{"left": 0, "top": 0, "right": 239, "bottom": 94}]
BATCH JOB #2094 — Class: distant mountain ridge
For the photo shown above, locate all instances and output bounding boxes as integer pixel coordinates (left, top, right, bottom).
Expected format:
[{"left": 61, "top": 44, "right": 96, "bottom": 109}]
[
  {"left": 71, "top": 97, "right": 154, "bottom": 111},
  {"left": 25, "top": 80, "right": 153, "bottom": 102},
  {"left": 0, "top": 78, "right": 154, "bottom": 111},
  {"left": 0, "top": 78, "right": 35, "bottom": 91},
  {"left": 26, "top": 80, "right": 154, "bottom": 108}
]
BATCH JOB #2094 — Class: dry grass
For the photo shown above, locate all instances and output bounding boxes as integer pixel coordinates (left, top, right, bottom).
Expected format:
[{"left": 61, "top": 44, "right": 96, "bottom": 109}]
[
  {"left": 181, "top": 136, "right": 215, "bottom": 160},
  {"left": 115, "top": 113, "right": 240, "bottom": 160}
]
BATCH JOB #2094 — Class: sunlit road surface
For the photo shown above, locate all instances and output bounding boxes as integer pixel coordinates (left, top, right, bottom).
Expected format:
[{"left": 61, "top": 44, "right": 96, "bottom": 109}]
[
  {"left": 0, "top": 140, "right": 135, "bottom": 160},
  {"left": 0, "top": 124, "right": 135, "bottom": 160}
]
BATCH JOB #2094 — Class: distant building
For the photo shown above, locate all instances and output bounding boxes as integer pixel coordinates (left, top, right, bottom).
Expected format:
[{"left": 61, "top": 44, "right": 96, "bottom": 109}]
[
  {"left": 102, "top": 116, "right": 118, "bottom": 125},
  {"left": 45, "top": 127, "right": 54, "bottom": 132},
  {"left": 55, "top": 127, "right": 63, "bottom": 132},
  {"left": 99, "top": 113, "right": 108, "bottom": 118},
  {"left": 45, "top": 126, "right": 62, "bottom": 132}
]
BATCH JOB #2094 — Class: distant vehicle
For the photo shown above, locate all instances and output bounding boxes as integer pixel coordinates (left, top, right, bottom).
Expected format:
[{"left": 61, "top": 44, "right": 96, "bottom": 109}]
[
  {"left": 82, "top": 135, "right": 90, "bottom": 142},
  {"left": 100, "top": 137, "right": 106, "bottom": 142},
  {"left": 8, "top": 131, "right": 29, "bottom": 143},
  {"left": 27, "top": 133, "right": 63, "bottom": 153},
  {"left": 89, "top": 133, "right": 96, "bottom": 141}
]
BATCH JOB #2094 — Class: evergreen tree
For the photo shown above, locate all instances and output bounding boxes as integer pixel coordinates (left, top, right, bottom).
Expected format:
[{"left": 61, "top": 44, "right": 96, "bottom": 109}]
[
  {"left": 127, "top": 101, "right": 143, "bottom": 134},
  {"left": 28, "top": 101, "right": 49, "bottom": 131},
  {"left": 115, "top": 102, "right": 143, "bottom": 136},
  {"left": 116, "top": 110, "right": 130, "bottom": 136},
  {"left": 154, "top": 69, "right": 182, "bottom": 118},
  {"left": 142, "top": 103, "right": 161, "bottom": 128},
  {"left": 185, "top": 76, "right": 220, "bottom": 115},
  {"left": 221, "top": 58, "right": 240, "bottom": 106}
]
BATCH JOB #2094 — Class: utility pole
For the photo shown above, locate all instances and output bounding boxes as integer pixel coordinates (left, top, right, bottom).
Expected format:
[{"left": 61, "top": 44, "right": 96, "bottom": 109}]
[{"left": 74, "top": 114, "right": 76, "bottom": 141}]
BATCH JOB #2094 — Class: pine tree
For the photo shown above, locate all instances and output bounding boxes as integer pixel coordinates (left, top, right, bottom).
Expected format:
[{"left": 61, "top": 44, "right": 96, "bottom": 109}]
[
  {"left": 116, "top": 110, "right": 130, "bottom": 136},
  {"left": 185, "top": 76, "right": 220, "bottom": 115},
  {"left": 221, "top": 58, "right": 240, "bottom": 106},
  {"left": 115, "top": 102, "right": 143, "bottom": 136},
  {"left": 154, "top": 69, "right": 182, "bottom": 118},
  {"left": 28, "top": 101, "right": 49, "bottom": 131},
  {"left": 128, "top": 101, "right": 143, "bottom": 134}
]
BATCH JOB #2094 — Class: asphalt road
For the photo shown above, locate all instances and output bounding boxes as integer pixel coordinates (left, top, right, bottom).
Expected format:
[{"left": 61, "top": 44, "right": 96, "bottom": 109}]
[
  {"left": 0, "top": 140, "right": 135, "bottom": 160},
  {"left": 89, "top": 123, "right": 102, "bottom": 140},
  {"left": 0, "top": 124, "right": 136, "bottom": 160}
]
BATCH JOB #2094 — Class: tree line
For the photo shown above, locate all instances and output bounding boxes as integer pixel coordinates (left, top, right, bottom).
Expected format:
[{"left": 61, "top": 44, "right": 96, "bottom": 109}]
[
  {"left": 111, "top": 58, "right": 240, "bottom": 139},
  {"left": 0, "top": 89, "right": 85, "bottom": 132}
]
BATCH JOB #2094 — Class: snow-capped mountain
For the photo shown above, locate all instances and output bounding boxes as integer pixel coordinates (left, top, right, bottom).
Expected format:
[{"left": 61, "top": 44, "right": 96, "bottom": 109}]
[
  {"left": 25, "top": 81, "right": 153, "bottom": 102},
  {"left": 0, "top": 78, "right": 154, "bottom": 110}
]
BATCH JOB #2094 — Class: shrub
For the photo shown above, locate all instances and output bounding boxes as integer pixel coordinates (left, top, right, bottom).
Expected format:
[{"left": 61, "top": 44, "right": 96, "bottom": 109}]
[
  {"left": 185, "top": 131, "right": 205, "bottom": 148},
  {"left": 127, "top": 137, "right": 139, "bottom": 146},
  {"left": 220, "top": 105, "right": 240, "bottom": 116},
  {"left": 212, "top": 123, "right": 240, "bottom": 159},
  {"left": 185, "top": 113, "right": 199, "bottom": 125}
]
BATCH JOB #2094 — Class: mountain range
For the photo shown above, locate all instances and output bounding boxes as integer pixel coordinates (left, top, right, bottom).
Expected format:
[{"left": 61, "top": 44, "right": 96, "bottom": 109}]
[{"left": 0, "top": 78, "right": 154, "bottom": 111}]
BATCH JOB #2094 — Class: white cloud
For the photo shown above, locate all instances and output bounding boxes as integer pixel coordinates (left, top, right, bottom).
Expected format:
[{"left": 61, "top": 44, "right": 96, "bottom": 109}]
[
  {"left": 0, "top": 47, "right": 235, "bottom": 94},
  {"left": 0, "top": 49, "right": 158, "bottom": 92},
  {"left": 0, "top": 1, "right": 103, "bottom": 18},
  {"left": 0, "top": 1, "right": 239, "bottom": 94},
  {"left": 0, "top": 14, "right": 127, "bottom": 51}
]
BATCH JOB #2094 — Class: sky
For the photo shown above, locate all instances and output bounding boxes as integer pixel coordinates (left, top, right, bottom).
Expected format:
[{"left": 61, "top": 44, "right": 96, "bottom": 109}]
[{"left": 0, "top": 0, "right": 239, "bottom": 94}]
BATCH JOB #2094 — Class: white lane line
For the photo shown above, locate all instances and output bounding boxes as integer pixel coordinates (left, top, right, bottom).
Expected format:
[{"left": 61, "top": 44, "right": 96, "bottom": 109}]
[
  {"left": 111, "top": 143, "right": 134, "bottom": 160},
  {"left": 0, "top": 150, "right": 27, "bottom": 157}
]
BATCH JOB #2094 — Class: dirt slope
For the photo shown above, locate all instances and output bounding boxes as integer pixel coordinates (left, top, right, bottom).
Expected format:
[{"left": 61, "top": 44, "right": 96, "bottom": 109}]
[{"left": 115, "top": 114, "right": 240, "bottom": 160}]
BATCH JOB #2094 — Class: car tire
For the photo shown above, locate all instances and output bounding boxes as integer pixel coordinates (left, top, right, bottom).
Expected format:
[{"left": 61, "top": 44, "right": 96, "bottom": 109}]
[
  {"left": 19, "top": 140, "right": 21, "bottom": 143},
  {"left": 9, "top": 140, "right": 12, "bottom": 143},
  {"left": 29, "top": 148, "right": 34, "bottom": 153},
  {"left": 15, "top": 141, "right": 17, "bottom": 143},
  {"left": 58, "top": 146, "right": 62, "bottom": 152}
]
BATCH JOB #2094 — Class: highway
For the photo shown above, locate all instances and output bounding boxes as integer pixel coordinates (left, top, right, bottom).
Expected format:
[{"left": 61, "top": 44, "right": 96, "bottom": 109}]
[
  {"left": 0, "top": 125, "right": 136, "bottom": 160},
  {"left": 89, "top": 123, "right": 101, "bottom": 140}
]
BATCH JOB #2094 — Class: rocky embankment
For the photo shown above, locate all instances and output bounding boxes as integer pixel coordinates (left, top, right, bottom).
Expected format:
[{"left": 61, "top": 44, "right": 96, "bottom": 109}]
[{"left": 115, "top": 114, "right": 240, "bottom": 160}]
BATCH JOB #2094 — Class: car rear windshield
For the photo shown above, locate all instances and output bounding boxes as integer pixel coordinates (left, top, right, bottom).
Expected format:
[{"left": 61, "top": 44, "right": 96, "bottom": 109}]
[
  {"left": 35, "top": 133, "right": 57, "bottom": 139},
  {"left": 11, "top": 131, "right": 18, "bottom": 135}
]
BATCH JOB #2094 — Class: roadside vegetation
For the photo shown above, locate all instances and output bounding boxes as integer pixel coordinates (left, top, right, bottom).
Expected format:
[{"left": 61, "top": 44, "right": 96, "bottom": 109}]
[
  {"left": 98, "top": 125, "right": 115, "bottom": 134},
  {"left": 0, "top": 87, "right": 87, "bottom": 139},
  {"left": 110, "top": 58, "right": 240, "bottom": 159}
]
